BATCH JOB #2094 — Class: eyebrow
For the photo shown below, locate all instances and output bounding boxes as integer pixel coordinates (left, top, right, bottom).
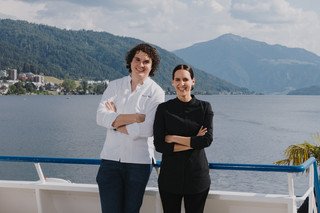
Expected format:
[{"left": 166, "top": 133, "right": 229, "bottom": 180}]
[{"left": 134, "top": 56, "right": 150, "bottom": 62}]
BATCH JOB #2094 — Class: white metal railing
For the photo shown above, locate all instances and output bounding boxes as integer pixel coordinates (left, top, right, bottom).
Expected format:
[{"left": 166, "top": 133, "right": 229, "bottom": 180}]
[{"left": 0, "top": 155, "right": 319, "bottom": 213}]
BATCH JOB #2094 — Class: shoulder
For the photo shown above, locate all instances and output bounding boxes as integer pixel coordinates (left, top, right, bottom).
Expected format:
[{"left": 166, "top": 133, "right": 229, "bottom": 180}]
[
  {"left": 149, "top": 79, "right": 164, "bottom": 91},
  {"left": 108, "top": 76, "right": 128, "bottom": 87},
  {"left": 193, "top": 96, "right": 210, "bottom": 106},
  {"left": 194, "top": 98, "right": 213, "bottom": 112},
  {"left": 148, "top": 79, "right": 165, "bottom": 96},
  {"left": 200, "top": 100, "right": 211, "bottom": 107},
  {"left": 160, "top": 98, "right": 176, "bottom": 108}
]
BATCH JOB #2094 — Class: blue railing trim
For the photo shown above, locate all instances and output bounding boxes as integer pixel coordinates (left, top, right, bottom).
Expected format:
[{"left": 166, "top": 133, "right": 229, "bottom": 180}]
[
  {"left": 0, "top": 156, "right": 101, "bottom": 165},
  {"left": 0, "top": 156, "right": 315, "bottom": 173},
  {"left": 208, "top": 157, "right": 314, "bottom": 173},
  {"left": 313, "top": 161, "right": 320, "bottom": 210},
  {"left": 0, "top": 155, "right": 315, "bottom": 172}
]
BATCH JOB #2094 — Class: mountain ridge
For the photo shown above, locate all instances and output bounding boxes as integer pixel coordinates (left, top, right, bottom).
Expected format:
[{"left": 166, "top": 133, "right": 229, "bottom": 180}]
[
  {"left": 0, "top": 19, "right": 251, "bottom": 95},
  {"left": 174, "top": 33, "right": 320, "bottom": 94}
]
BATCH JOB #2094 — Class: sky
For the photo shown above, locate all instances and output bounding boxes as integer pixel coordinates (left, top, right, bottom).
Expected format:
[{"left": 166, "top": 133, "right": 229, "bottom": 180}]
[{"left": 0, "top": 0, "right": 320, "bottom": 55}]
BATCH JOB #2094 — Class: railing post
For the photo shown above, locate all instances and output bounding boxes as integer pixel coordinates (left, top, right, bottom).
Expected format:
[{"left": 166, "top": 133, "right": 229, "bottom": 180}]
[
  {"left": 34, "top": 163, "right": 46, "bottom": 183},
  {"left": 313, "top": 161, "right": 320, "bottom": 213},
  {"left": 34, "top": 163, "right": 45, "bottom": 213},
  {"left": 287, "top": 173, "right": 297, "bottom": 213},
  {"left": 288, "top": 173, "right": 295, "bottom": 197},
  {"left": 308, "top": 164, "right": 315, "bottom": 213}
]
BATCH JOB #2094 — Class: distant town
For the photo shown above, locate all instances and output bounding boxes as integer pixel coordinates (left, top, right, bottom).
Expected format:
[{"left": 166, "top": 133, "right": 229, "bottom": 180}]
[{"left": 0, "top": 68, "right": 109, "bottom": 95}]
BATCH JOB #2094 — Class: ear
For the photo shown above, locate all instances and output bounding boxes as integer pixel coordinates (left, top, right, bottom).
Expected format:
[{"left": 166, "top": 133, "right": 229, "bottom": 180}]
[{"left": 192, "top": 78, "right": 195, "bottom": 86}]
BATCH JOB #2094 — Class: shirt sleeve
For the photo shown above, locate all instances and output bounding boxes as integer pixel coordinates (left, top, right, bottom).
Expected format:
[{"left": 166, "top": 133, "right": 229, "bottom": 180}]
[
  {"left": 126, "top": 88, "right": 165, "bottom": 138},
  {"left": 190, "top": 102, "right": 214, "bottom": 149},
  {"left": 96, "top": 81, "right": 119, "bottom": 129},
  {"left": 153, "top": 103, "right": 175, "bottom": 154}
]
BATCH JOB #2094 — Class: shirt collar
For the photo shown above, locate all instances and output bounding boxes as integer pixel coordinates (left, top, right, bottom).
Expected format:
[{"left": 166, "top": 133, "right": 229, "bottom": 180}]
[{"left": 127, "top": 75, "right": 152, "bottom": 88}]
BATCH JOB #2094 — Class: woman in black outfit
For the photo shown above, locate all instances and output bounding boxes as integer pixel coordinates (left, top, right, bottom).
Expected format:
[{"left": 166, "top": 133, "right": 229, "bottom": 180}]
[{"left": 153, "top": 64, "right": 214, "bottom": 213}]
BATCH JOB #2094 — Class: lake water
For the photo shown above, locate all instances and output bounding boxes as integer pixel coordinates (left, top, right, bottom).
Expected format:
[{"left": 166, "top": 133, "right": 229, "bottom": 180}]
[{"left": 1, "top": 95, "right": 320, "bottom": 195}]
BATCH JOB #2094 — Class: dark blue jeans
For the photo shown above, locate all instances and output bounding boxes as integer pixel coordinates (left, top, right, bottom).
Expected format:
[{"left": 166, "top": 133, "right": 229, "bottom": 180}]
[{"left": 96, "top": 160, "right": 152, "bottom": 213}]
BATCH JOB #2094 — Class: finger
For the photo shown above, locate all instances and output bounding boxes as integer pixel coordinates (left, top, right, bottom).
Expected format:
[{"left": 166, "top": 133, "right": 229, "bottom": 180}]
[{"left": 105, "top": 102, "right": 112, "bottom": 109}]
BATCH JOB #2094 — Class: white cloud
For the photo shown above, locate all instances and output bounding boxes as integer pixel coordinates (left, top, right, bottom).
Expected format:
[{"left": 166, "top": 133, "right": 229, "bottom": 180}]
[
  {"left": 0, "top": 0, "right": 45, "bottom": 21},
  {"left": 230, "top": 0, "right": 300, "bottom": 24},
  {"left": 227, "top": 0, "right": 320, "bottom": 55},
  {"left": 0, "top": 0, "right": 320, "bottom": 55}
]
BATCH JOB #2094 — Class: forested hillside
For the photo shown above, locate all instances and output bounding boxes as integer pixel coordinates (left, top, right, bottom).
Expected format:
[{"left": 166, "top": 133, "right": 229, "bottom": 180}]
[{"left": 0, "top": 19, "right": 251, "bottom": 94}]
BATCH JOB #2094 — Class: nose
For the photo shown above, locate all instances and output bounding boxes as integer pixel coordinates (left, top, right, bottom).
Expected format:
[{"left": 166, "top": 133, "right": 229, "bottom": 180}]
[{"left": 139, "top": 61, "right": 145, "bottom": 67}]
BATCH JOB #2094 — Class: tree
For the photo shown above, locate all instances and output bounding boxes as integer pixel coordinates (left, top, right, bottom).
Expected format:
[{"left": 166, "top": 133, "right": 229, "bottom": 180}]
[
  {"left": 77, "top": 80, "right": 88, "bottom": 95},
  {"left": 25, "top": 82, "right": 37, "bottom": 93},
  {"left": 15, "top": 82, "right": 26, "bottom": 95},
  {"left": 7, "top": 85, "right": 17, "bottom": 94},
  {"left": 81, "top": 80, "right": 88, "bottom": 91},
  {"left": 62, "top": 79, "right": 76, "bottom": 93},
  {"left": 274, "top": 133, "right": 320, "bottom": 165},
  {"left": 94, "top": 82, "right": 107, "bottom": 94},
  {"left": 7, "top": 82, "right": 27, "bottom": 95}
]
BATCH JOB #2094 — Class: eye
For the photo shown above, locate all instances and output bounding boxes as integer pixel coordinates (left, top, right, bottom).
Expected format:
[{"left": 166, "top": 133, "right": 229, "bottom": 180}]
[
  {"left": 134, "top": 57, "right": 140, "bottom": 62},
  {"left": 143, "top": 60, "right": 151, "bottom": 65}
]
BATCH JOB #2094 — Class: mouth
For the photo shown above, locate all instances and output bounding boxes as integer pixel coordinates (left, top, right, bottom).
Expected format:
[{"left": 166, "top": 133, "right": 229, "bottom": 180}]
[
  {"left": 177, "top": 87, "right": 187, "bottom": 92},
  {"left": 135, "top": 68, "right": 145, "bottom": 73}
]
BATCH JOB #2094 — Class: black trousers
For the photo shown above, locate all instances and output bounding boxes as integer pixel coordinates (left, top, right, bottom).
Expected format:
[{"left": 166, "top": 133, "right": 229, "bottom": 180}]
[{"left": 159, "top": 188, "right": 209, "bottom": 213}]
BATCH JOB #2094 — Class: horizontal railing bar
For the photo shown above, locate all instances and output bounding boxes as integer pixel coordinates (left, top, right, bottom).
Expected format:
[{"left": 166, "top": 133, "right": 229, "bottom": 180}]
[
  {"left": 208, "top": 157, "right": 315, "bottom": 173},
  {"left": 0, "top": 155, "right": 316, "bottom": 173},
  {"left": 0, "top": 155, "right": 101, "bottom": 165}
]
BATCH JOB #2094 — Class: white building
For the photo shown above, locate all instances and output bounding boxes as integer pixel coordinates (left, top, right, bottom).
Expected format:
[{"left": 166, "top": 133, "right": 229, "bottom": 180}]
[
  {"left": 0, "top": 70, "right": 8, "bottom": 78},
  {"left": 8, "top": 68, "right": 17, "bottom": 80}
]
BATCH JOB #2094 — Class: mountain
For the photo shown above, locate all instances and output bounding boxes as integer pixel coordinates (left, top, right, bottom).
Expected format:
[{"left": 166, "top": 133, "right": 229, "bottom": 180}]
[
  {"left": 173, "top": 33, "right": 320, "bottom": 94},
  {"left": 287, "top": 85, "right": 320, "bottom": 95},
  {"left": 0, "top": 19, "right": 251, "bottom": 95}
]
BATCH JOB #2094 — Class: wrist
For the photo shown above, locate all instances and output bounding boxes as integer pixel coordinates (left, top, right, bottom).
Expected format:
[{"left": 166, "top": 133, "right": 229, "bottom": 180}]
[{"left": 134, "top": 114, "right": 139, "bottom": 123}]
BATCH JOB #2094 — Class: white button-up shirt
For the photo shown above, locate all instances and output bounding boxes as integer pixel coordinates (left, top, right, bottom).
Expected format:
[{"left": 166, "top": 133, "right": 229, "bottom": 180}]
[{"left": 96, "top": 75, "right": 165, "bottom": 164}]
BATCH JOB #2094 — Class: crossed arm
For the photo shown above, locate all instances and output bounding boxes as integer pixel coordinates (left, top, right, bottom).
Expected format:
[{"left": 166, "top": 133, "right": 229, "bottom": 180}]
[
  {"left": 165, "top": 126, "right": 207, "bottom": 152},
  {"left": 105, "top": 101, "right": 145, "bottom": 134}
]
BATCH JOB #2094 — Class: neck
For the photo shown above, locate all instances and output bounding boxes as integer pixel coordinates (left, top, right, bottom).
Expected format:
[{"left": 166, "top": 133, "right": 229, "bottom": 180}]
[
  {"left": 131, "top": 76, "right": 146, "bottom": 91},
  {"left": 177, "top": 95, "right": 192, "bottom": 102}
]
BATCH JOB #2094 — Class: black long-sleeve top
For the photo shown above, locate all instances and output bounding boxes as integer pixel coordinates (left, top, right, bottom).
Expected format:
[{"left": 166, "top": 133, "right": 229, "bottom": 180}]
[{"left": 153, "top": 95, "right": 214, "bottom": 194}]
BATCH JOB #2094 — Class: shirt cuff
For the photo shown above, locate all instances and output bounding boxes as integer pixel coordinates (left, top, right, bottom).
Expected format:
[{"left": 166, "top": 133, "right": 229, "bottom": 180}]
[{"left": 107, "top": 112, "right": 119, "bottom": 129}]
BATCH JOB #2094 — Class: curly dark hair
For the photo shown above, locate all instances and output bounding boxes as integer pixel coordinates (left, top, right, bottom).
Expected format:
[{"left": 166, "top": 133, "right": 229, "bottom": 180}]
[{"left": 125, "top": 43, "right": 160, "bottom": 77}]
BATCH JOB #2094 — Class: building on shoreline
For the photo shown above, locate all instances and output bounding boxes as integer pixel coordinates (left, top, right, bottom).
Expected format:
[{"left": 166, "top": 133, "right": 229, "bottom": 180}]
[{"left": 0, "top": 68, "right": 109, "bottom": 95}]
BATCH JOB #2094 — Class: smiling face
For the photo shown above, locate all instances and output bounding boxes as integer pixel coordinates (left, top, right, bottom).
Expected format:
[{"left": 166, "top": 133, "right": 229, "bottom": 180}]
[
  {"left": 172, "top": 69, "right": 195, "bottom": 101},
  {"left": 130, "top": 50, "right": 152, "bottom": 83}
]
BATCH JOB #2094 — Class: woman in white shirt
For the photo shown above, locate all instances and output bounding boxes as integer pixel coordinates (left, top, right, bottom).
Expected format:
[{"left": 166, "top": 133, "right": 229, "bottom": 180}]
[{"left": 96, "top": 43, "right": 165, "bottom": 213}]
